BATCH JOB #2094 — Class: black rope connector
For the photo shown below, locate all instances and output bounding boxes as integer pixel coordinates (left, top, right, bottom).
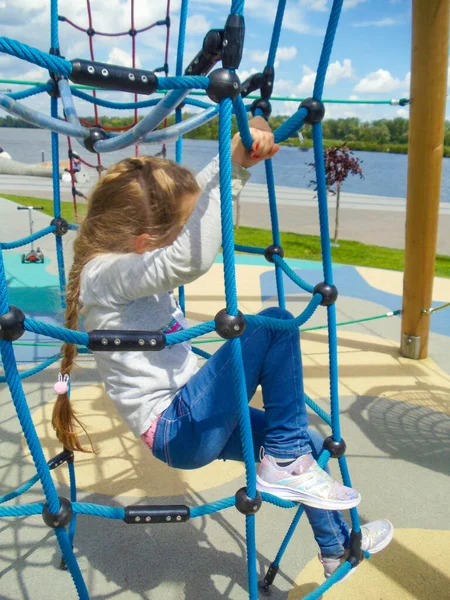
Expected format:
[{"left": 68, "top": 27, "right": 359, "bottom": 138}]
[
  {"left": 48, "top": 449, "right": 74, "bottom": 471},
  {"left": 88, "top": 330, "right": 166, "bottom": 352},
  {"left": 207, "top": 68, "right": 240, "bottom": 103},
  {"left": 235, "top": 488, "right": 262, "bottom": 515},
  {"left": 214, "top": 309, "right": 246, "bottom": 339},
  {"left": 264, "top": 244, "right": 284, "bottom": 263},
  {"left": 222, "top": 13, "right": 245, "bottom": 69},
  {"left": 261, "top": 65, "right": 275, "bottom": 99},
  {"left": 251, "top": 98, "right": 272, "bottom": 120},
  {"left": 50, "top": 217, "right": 69, "bottom": 236},
  {"left": 128, "top": 28, "right": 137, "bottom": 37},
  {"left": 124, "top": 504, "right": 190, "bottom": 524},
  {"left": 46, "top": 77, "right": 59, "bottom": 98},
  {"left": 83, "top": 126, "right": 108, "bottom": 153},
  {"left": 313, "top": 282, "right": 338, "bottom": 306},
  {"left": 259, "top": 563, "right": 279, "bottom": 596},
  {"left": 399, "top": 97, "right": 409, "bottom": 106},
  {"left": 87, "top": 27, "right": 95, "bottom": 37},
  {"left": 347, "top": 530, "right": 364, "bottom": 567},
  {"left": 42, "top": 497, "right": 73, "bottom": 529},
  {"left": 323, "top": 436, "right": 346, "bottom": 458},
  {"left": 300, "top": 97, "right": 325, "bottom": 125},
  {"left": 0, "top": 306, "right": 25, "bottom": 342}
]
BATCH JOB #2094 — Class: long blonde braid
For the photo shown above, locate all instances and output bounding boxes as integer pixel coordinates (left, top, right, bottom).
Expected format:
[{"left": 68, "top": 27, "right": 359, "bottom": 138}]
[{"left": 52, "top": 155, "right": 200, "bottom": 452}]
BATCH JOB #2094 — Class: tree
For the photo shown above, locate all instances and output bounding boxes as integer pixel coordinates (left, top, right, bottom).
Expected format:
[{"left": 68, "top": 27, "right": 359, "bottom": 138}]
[{"left": 310, "top": 145, "right": 364, "bottom": 243}]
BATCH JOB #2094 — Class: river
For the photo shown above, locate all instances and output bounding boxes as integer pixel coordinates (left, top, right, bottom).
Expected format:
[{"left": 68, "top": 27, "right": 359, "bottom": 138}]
[{"left": 1, "top": 127, "right": 450, "bottom": 202}]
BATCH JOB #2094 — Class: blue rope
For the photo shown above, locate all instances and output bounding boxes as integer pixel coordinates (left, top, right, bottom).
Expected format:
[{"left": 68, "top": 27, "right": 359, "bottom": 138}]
[
  {"left": 0, "top": 474, "right": 40, "bottom": 504},
  {"left": 156, "top": 76, "right": 209, "bottom": 90},
  {"left": 272, "top": 255, "right": 314, "bottom": 294},
  {"left": 273, "top": 107, "right": 307, "bottom": 143},
  {"left": 313, "top": 0, "right": 344, "bottom": 101},
  {"left": 191, "top": 346, "right": 212, "bottom": 360},
  {"left": 0, "top": 38, "right": 71, "bottom": 76},
  {"left": 233, "top": 96, "right": 253, "bottom": 150},
  {"left": 267, "top": 0, "right": 287, "bottom": 68},
  {"left": 50, "top": 0, "right": 59, "bottom": 49},
  {"left": 0, "top": 251, "right": 61, "bottom": 515},
  {"left": 68, "top": 459, "right": 77, "bottom": 545},
  {"left": 230, "top": 0, "right": 245, "bottom": 15},
  {"left": 24, "top": 318, "right": 88, "bottom": 345},
  {"left": 176, "top": 0, "right": 189, "bottom": 77},
  {"left": 0, "top": 353, "right": 61, "bottom": 384},
  {"left": 265, "top": 159, "right": 285, "bottom": 308},
  {"left": 54, "top": 527, "right": 90, "bottom": 599},
  {"left": 273, "top": 505, "right": 305, "bottom": 566},
  {"left": 7, "top": 84, "right": 52, "bottom": 100},
  {"left": 1, "top": 226, "right": 56, "bottom": 250},
  {"left": 304, "top": 394, "right": 332, "bottom": 426},
  {"left": 234, "top": 244, "right": 265, "bottom": 255}
]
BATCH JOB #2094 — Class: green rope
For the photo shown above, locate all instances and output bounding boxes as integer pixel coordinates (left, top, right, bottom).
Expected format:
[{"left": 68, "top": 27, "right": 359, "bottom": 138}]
[{"left": 0, "top": 79, "right": 409, "bottom": 105}]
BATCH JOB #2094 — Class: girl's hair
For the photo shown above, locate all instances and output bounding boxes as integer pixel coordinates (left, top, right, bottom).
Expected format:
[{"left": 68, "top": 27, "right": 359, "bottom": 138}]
[{"left": 52, "top": 155, "right": 200, "bottom": 452}]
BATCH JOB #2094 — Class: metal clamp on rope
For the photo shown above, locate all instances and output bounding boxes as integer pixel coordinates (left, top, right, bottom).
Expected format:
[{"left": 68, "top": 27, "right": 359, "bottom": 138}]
[
  {"left": 88, "top": 330, "right": 166, "bottom": 351},
  {"left": 124, "top": 504, "right": 190, "bottom": 524},
  {"left": 185, "top": 29, "right": 224, "bottom": 76},
  {"left": 70, "top": 59, "right": 158, "bottom": 95}
]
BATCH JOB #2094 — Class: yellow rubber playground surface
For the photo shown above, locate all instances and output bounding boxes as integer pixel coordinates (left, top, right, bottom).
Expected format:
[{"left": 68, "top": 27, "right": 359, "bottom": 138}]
[{"left": 0, "top": 224, "right": 449, "bottom": 599}]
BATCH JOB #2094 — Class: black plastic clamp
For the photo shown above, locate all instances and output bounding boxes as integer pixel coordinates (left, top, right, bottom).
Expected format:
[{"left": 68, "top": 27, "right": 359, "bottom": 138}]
[
  {"left": 124, "top": 505, "right": 190, "bottom": 524},
  {"left": 264, "top": 244, "right": 284, "bottom": 263},
  {"left": 42, "top": 497, "right": 73, "bottom": 528},
  {"left": 313, "top": 282, "right": 338, "bottom": 306},
  {"left": 50, "top": 217, "right": 69, "bottom": 236},
  {"left": 70, "top": 59, "right": 158, "bottom": 95},
  {"left": 323, "top": 436, "right": 346, "bottom": 458},
  {"left": 240, "top": 72, "right": 264, "bottom": 99},
  {"left": 250, "top": 98, "right": 272, "bottom": 119},
  {"left": 0, "top": 306, "right": 25, "bottom": 342},
  {"left": 300, "top": 97, "right": 325, "bottom": 125},
  {"left": 86, "top": 27, "right": 95, "bottom": 37},
  {"left": 235, "top": 488, "right": 262, "bottom": 515},
  {"left": 261, "top": 65, "right": 275, "bottom": 99},
  {"left": 222, "top": 14, "right": 245, "bottom": 69},
  {"left": 46, "top": 77, "right": 60, "bottom": 98},
  {"left": 214, "top": 309, "right": 246, "bottom": 339},
  {"left": 207, "top": 68, "right": 240, "bottom": 103},
  {"left": 88, "top": 330, "right": 166, "bottom": 352},
  {"left": 185, "top": 29, "right": 224, "bottom": 76},
  {"left": 128, "top": 28, "right": 137, "bottom": 37},
  {"left": 48, "top": 449, "right": 74, "bottom": 471},
  {"left": 258, "top": 563, "right": 279, "bottom": 596},
  {"left": 48, "top": 47, "right": 63, "bottom": 89},
  {"left": 83, "top": 126, "right": 108, "bottom": 153},
  {"left": 348, "top": 530, "right": 364, "bottom": 567}
]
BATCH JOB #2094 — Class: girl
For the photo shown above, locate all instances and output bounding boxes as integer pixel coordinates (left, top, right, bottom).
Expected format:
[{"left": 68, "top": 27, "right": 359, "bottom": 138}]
[{"left": 52, "top": 116, "right": 392, "bottom": 578}]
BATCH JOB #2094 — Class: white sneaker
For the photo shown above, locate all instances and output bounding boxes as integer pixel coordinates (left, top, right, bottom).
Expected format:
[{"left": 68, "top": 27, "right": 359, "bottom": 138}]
[
  {"left": 320, "top": 519, "right": 394, "bottom": 581},
  {"left": 256, "top": 453, "right": 361, "bottom": 510}
]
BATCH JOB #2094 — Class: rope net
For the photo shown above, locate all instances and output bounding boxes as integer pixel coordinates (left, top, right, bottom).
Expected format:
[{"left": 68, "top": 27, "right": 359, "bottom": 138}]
[{"left": 0, "top": 1, "right": 372, "bottom": 598}]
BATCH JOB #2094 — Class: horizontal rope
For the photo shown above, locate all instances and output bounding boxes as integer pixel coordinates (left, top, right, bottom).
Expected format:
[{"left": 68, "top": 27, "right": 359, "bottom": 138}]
[
  {"left": 0, "top": 474, "right": 40, "bottom": 504},
  {"left": 1, "top": 226, "right": 56, "bottom": 250},
  {"left": 24, "top": 318, "right": 89, "bottom": 346},
  {"left": 7, "top": 84, "right": 53, "bottom": 100},
  {"left": 0, "top": 38, "right": 72, "bottom": 76},
  {"left": 234, "top": 244, "right": 266, "bottom": 255},
  {"left": 59, "top": 15, "right": 167, "bottom": 37},
  {"left": 72, "top": 88, "right": 215, "bottom": 111},
  {"left": 156, "top": 76, "right": 209, "bottom": 90},
  {"left": 0, "top": 353, "right": 61, "bottom": 383}
]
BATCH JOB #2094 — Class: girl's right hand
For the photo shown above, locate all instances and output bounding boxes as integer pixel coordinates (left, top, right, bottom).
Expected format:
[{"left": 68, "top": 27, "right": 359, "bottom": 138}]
[{"left": 231, "top": 116, "right": 280, "bottom": 169}]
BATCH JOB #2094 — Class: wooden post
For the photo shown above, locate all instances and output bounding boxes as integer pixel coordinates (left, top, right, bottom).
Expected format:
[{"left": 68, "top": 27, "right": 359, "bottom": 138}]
[{"left": 401, "top": 0, "right": 450, "bottom": 359}]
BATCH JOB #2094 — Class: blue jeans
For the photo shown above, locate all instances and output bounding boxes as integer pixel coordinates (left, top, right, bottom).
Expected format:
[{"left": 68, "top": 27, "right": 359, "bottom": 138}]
[{"left": 152, "top": 307, "right": 349, "bottom": 557}]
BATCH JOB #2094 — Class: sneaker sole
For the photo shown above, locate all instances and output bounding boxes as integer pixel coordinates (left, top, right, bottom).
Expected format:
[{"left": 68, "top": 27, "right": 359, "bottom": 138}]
[{"left": 256, "top": 476, "right": 361, "bottom": 510}]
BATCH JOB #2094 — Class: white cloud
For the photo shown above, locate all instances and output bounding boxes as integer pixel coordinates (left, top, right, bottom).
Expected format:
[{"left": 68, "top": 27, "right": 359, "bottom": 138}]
[
  {"left": 295, "top": 59, "right": 354, "bottom": 94},
  {"left": 277, "top": 46, "right": 298, "bottom": 61},
  {"left": 236, "top": 67, "right": 258, "bottom": 83},
  {"left": 349, "top": 94, "right": 359, "bottom": 100},
  {"left": 250, "top": 50, "right": 269, "bottom": 63},
  {"left": 353, "top": 69, "right": 409, "bottom": 93},
  {"left": 343, "top": 0, "right": 368, "bottom": 8},
  {"left": 185, "top": 14, "right": 211, "bottom": 35},
  {"left": 352, "top": 18, "right": 396, "bottom": 27},
  {"left": 326, "top": 58, "right": 355, "bottom": 84},
  {"left": 397, "top": 107, "right": 409, "bottom": 118},
  {"left": 107, "top": 48, "right": 141, "bottom": 69},
  {"left": 300, "top": 0, "right": 328, "bottom": 12}
]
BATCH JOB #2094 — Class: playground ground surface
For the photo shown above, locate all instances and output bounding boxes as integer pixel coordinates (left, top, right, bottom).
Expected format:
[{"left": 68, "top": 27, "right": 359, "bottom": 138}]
[{"left": 0, "top": 197, "right": 449, "bottom": 600}]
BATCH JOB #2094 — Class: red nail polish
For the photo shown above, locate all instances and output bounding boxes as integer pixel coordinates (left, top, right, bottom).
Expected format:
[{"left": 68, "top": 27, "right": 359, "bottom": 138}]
[{"left": 255, "top": 144, "right": 259, "bottom": 150}]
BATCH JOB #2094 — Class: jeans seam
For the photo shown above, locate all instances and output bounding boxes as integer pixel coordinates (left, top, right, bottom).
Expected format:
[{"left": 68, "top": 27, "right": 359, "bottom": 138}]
[
  {"left": 182, "top": 325, "right": 265, "bottom": 412},
  {"left": 289, "top": 332, "right": 302, "bottom": 457},
  {"left": 325, "top": 510, "right": 346, "bottom": 557}
]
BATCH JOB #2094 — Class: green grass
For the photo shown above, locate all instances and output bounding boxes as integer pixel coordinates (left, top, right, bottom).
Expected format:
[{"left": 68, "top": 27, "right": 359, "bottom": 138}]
[
  {"left": 2, "top": 193, "right": 449, "bottom": 278},
  {"left": 1, "top": 194, "right": 87, "bottom": 222}
]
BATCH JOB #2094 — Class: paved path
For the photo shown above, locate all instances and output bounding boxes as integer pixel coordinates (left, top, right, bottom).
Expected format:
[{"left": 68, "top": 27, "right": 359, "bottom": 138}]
[{"left": 1, "top": 174, "right": 449, "bottom": 254}]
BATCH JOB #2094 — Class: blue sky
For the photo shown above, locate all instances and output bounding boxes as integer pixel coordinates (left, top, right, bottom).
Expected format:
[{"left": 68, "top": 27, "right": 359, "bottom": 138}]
[{"left": 0, "top": 0, "right": 428, "bottom": 121}]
